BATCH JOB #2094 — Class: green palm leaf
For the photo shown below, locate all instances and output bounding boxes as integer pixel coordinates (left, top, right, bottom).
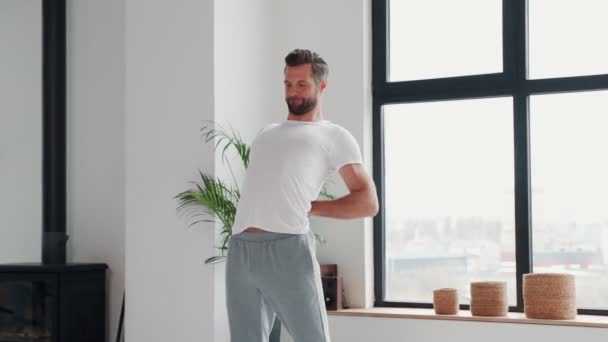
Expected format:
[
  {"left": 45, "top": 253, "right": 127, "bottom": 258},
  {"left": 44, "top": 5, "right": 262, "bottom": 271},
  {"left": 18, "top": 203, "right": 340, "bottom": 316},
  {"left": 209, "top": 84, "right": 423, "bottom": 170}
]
[{"left": 201, "top": 120, "right": 251, "bottom": 169}]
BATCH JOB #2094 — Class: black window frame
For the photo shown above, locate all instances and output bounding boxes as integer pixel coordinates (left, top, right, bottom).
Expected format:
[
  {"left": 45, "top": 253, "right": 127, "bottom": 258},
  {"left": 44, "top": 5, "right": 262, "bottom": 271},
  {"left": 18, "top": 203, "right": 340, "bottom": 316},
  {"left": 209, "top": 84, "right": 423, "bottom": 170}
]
[{"left": 372, "top": 0, "right": 608, "bottom": 316}]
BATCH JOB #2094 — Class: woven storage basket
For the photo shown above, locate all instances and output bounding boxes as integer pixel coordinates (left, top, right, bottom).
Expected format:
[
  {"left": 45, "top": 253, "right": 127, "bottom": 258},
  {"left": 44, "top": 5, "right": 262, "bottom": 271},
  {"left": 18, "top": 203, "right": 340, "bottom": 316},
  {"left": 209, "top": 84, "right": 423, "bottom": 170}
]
[
  {"left": 470, "top": 281, "right": 508, "bottom": 316},
  {"left": 523, "top": 273, "right": 577, "bottom": 320},
  {"left": 433, "top": 288, "right": 459, "bottom": 315}
]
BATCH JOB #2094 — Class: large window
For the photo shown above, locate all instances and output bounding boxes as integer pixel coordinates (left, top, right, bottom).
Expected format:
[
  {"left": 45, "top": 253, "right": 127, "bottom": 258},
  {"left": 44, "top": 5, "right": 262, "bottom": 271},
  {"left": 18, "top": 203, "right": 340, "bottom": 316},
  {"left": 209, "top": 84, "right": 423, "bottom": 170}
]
[{"left": 373, "top": 0, "right": 608, "bottom": 315}]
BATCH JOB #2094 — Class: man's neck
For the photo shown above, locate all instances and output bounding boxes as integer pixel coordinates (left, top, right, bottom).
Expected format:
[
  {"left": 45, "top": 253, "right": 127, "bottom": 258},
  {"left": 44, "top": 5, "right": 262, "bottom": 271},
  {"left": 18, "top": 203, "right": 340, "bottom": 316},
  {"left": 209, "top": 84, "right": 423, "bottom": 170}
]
[{"left": 287, "top": 109, "right": 323, "bottom": 122}]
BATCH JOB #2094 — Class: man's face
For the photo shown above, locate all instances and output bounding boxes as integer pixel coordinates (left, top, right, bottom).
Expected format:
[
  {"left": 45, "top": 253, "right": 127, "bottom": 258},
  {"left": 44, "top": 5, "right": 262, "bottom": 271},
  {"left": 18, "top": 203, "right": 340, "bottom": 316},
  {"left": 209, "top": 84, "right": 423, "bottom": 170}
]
[{"left": 284, "top": 64, "right": 326, "bottom": 115}]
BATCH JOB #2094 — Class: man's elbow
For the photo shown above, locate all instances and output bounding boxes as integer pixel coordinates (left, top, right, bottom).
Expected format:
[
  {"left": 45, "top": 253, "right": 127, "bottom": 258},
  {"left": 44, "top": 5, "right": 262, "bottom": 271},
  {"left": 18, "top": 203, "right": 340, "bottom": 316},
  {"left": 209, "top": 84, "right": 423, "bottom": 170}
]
[
  {"left": 368, "top": 198, "right": 379, "bottom": 217},
  {"left": 366, "top": 189, "right": 379, "bottom": 217},
  {"left": 350, "top": 183, "right": 379, "bottom": 218}
]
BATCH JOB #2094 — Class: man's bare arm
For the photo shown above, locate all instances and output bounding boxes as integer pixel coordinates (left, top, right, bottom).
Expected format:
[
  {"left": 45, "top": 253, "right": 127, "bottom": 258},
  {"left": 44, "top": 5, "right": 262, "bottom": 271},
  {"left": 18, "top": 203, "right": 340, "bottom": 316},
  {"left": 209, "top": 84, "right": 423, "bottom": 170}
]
[{"left": 308, "top": 163, "right": 379, "bottom": 219}]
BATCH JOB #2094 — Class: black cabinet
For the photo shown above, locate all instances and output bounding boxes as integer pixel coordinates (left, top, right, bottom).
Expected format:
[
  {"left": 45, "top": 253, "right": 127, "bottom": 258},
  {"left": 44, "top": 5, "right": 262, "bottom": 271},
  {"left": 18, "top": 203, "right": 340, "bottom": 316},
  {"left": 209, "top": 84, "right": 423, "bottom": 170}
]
[{"left": 0, "top": 263, "right": 107, "bottom": 342}]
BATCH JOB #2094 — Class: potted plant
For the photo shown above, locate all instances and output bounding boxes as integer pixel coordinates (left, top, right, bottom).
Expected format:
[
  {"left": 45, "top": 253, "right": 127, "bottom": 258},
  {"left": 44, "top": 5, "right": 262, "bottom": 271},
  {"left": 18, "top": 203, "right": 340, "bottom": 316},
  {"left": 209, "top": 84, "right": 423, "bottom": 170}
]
[{"left": 174, "top": 120, "right": 334, "bottom": 341}]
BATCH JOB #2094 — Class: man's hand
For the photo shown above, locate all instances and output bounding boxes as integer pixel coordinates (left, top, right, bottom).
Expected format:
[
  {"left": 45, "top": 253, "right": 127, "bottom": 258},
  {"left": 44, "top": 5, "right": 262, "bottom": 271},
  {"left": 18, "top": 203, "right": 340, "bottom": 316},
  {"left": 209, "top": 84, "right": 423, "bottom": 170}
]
[{"left": 308, "top": 163, "right": 379, "bottom": 219}]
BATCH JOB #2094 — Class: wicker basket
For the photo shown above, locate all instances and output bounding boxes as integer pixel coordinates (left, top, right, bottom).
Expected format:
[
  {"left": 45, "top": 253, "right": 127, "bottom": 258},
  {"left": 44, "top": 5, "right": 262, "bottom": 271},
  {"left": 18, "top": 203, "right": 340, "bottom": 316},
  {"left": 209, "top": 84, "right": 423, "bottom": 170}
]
[
  {"left": 523, "top": 273, "right": 577, "bottom": 320},
  {"left": 433, "top": 288, "right": 459, "bottom": 315},
  {"left": 470, "top": 281, "right": 508, "bottom": 316}
]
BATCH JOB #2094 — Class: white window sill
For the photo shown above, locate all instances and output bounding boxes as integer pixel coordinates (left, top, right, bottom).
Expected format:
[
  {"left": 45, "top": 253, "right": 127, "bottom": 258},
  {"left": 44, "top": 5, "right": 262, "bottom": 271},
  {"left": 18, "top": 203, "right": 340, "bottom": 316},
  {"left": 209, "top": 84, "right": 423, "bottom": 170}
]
[{"left": 328, "top": 307, "right": 608, "bottom": 329}]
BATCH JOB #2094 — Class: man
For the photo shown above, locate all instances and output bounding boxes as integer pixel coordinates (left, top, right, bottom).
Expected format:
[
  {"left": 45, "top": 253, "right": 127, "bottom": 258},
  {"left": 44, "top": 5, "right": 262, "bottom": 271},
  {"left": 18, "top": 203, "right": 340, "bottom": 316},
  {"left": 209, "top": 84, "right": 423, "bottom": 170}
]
[{"left": 226, "top": 49, "right": 379, "bottom": 342}]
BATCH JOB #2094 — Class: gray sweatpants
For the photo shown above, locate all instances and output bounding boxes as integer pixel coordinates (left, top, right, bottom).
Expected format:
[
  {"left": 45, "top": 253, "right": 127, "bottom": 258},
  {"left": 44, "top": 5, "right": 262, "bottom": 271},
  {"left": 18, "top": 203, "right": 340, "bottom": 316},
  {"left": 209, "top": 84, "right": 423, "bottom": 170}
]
[{"left": 225, "top": 230, "right": 331, "bottom": 342}]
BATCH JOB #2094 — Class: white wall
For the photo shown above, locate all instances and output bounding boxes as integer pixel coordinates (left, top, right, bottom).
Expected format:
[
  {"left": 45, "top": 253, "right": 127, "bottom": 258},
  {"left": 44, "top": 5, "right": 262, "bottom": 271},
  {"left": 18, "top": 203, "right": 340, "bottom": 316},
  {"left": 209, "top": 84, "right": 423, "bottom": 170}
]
[
  {"left": 125, "top": 0, "right": 215, "bottom": 341},
  {"left": 282, "top": 316, "right": 608, "bottom": 342},
  {"left": 66, "top": 1, "right": 125, "bottom": 340},
  {"left": 326, "top": 316, "right": 608, "bottom": 342},
  {"left": 0, "top": 0, "right": 42, "bottom": 263},
  {"left": 284, "top": 316, "right": 608, "bottom": 342}
]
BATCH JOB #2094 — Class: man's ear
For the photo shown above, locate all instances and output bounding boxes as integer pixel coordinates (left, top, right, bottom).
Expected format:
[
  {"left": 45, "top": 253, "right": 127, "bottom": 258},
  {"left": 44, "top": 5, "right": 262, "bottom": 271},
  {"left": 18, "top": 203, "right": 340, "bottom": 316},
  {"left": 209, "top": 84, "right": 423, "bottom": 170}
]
[{"left": 319, "top": 79, "right": 328, "bottom": 92}]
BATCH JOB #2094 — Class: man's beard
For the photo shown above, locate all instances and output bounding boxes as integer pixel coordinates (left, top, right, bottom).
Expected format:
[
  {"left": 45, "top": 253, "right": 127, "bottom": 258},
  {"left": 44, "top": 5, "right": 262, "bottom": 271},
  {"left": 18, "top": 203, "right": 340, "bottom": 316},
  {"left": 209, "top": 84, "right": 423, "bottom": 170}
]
[{"left": 286, "top": 95, "right": 317, "bottom": 115}]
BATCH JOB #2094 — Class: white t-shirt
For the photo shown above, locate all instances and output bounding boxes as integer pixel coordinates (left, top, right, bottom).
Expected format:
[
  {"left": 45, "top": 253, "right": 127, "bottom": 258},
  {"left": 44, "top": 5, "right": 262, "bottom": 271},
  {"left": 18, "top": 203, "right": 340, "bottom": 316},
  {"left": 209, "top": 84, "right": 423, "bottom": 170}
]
[{"left": 232, "top": 119, "right": 363, "bottom": 235}]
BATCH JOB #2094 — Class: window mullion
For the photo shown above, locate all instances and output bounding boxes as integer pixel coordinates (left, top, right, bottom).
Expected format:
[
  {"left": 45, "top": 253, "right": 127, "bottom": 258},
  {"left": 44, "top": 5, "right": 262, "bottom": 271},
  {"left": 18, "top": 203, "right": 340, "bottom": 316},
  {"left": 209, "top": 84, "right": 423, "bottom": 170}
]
[
  {"left": 513, "top": 94, "right": 532, "bottom": 311},
  {"left": 511, "top": 0, "right": 531, "bottom": 311},
  {"left": 372, "top": 0, "right": 388, "bottom": 306}
]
